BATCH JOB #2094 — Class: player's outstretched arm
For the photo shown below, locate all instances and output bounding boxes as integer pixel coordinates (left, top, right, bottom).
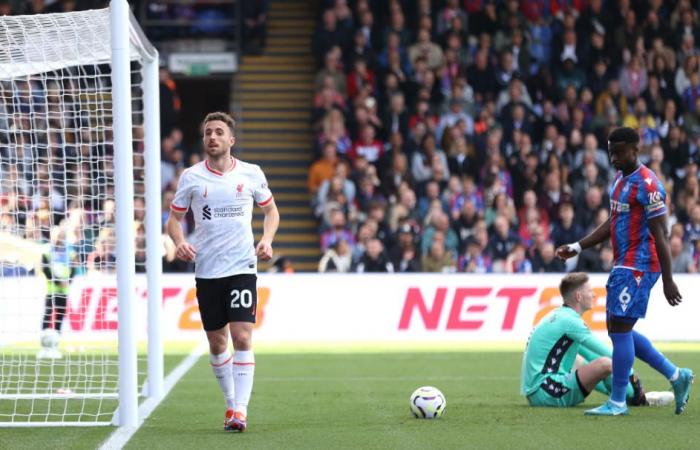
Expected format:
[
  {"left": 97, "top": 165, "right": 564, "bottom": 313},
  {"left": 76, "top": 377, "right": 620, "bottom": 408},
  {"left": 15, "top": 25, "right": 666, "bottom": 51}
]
[
  {"left": 166, "top": 211, "right": 197, "bottom": 262},
  {"left": 649, "top": 215, "right": 682, "bottom": 306},
  {"left": 555, "top": 217, "right": 611, "bottom": 260},
  {"left": 256, "top": 200, "right": 279, "bottom": 261}
]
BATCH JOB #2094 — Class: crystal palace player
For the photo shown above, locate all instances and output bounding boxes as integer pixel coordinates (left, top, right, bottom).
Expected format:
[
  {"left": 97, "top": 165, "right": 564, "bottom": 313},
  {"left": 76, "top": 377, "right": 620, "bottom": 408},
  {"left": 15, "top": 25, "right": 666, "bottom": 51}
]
[
  {"left": 167, "top": 112, "right": 279, "bottom": 432},
  {"left": 556, "top": 127, "right": 694, "bottom": 416}
]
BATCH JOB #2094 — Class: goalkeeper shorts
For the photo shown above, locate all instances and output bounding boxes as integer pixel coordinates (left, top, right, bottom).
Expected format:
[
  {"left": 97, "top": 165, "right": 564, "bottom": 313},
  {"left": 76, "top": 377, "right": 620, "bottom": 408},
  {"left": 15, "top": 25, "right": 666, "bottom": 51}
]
[{"left": 527, "top": 371, "right": 587, "bottom": 407}]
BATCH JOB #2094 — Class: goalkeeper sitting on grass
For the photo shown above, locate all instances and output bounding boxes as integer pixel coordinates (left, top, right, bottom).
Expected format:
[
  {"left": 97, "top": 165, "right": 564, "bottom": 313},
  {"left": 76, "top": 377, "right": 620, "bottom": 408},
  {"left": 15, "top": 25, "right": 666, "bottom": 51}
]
[{"left": 521, "top": 272, "right": 665, "bottom": 407}]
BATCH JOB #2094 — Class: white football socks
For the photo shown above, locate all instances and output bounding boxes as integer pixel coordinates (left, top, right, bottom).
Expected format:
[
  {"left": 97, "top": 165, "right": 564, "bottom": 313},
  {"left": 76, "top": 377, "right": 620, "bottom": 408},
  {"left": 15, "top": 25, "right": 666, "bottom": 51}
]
[
  {"left": 210, "top": 351, "right": 235, "bottom": 410},
  {"left": 233, "top": 350, "right": 255, "bottom": 416}
]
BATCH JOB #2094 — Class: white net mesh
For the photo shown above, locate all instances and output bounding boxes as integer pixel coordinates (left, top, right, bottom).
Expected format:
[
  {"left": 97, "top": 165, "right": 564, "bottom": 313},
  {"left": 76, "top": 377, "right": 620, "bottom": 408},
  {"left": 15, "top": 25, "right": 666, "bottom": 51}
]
[{"left": 0, "top": 7, "right": 154, "bottom": 425}]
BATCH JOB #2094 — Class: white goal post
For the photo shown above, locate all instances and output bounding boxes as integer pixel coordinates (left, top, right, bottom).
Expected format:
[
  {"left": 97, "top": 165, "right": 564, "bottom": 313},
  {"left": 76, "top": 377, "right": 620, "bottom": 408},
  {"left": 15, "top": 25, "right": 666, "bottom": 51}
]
[{"left": 0, "top": 0, "right": 162, "bottom": 427}]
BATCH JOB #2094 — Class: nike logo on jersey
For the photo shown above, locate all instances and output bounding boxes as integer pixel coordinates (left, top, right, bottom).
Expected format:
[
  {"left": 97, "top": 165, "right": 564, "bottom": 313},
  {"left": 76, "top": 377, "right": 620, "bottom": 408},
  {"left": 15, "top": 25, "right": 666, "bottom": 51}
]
[
  {"left": 203, "top": 185, "right": 208, "bottom": 198},
  {"left": 644, "top": 177, "right": 652, "bottom": 185}
]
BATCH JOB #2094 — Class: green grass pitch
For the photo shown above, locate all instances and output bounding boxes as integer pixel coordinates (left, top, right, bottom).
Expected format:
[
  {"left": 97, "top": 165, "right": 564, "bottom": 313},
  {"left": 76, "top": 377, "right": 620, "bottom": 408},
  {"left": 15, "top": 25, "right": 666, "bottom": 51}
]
[{"left": 1, "top": 351, "right": 698, "bottom": 449}]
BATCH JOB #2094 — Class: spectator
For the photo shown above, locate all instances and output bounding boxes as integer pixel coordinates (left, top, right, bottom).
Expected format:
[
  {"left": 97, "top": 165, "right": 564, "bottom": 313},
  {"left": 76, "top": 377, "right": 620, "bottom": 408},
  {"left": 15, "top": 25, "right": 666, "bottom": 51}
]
[
  {"left": 408, "top": 28, "right": 444, "bottom": 70},
  {"left": 487, "top": 214, "right": 519, "bottom": 264},
  {"left": 458, "top": 237, "right": 492, "bottom": 273},
  {"left": 86, "top": 228, "right": 116, "bottom": 273},
  {"left": 355, "top": 238, "right": 394, "bottom": 272},
  {"left": 349, "top": 124, "right": 384, "bottom": 165},
  {"left": 670, "top": 235, "right": 696, "bottom": 273},
  {"left": 318, "top": 238, "right": 353, "bottom": 273},
  {"left": 685, "top": 202, "right": 700, "bottom": 242},
  {"left": 675, "top": 55, "right": 698, "bottom": 98},
  {"left": 320, "top": 209, "right": 355, "bottom": 252},
  {"left": 532, "top": 241, "right": 565, "bottom": 272},
  {"left": 467, "top": 49, "right": 499, "bottom": 103},
  {"left": 437, "top": 98, "right": 474, "bottom": 143},
  {"left": 308, "top": 141, "right": 338, "bottom": 196},
  {"left": 316, "top": 162, "right": 355, "bottom": 212},
  {"left": 390, "top": 224, "right": 421, "bottom": 272},
  {"left": 504, "top": 242, "right": 532, "bottom": 273},
  {"left": 382, "top": 150, "right": 413, "bottom": 199},
  {"left": 551, "top": 202, "right": 582, "bottom": 247},
  {"left": 242, "top": 0, "right": 269, "bottom": 55},
  {"left": 317, "top": 108, "right": 352, "bottom": 156},
  {"left": 314, "top": 171, "right": 355, "bottom": 223},
  {"left": 436, "top": 0, "right": 468, "bottom": 38},
  {"left": 420, "top": 210, "right": 459, "bottom": 257},
  {"left": 382, "top": 92, "right": 410, "bottom": 141},
  {"left": 345, "top": 28, "right": 377, "bottom": 70},
  {"left": 313, "top": 8, "right": 344, "bottom": 66},
  {"left": 576, "top": 243, "right": 612, "bottom": 273},
  {"left": 453, "top": 198, "right": 481, "bottom": 245},
  {"left": 315, "top": 48, "right": 347, "bottom": 96},
  {"left": 421, "top": 238, "right": 457, "bottom": 273},
  {"left": 575, "top": 185, "right": 604, "bottom": 231},
  {"left": 538, "top": 171, "right": 570, "bottom": 221},
  {"left": 619, "top": 56, "right": 648, "bottom": 99},
  {"left": 411, "top": 133, "right": 449, "bottom": 187},
  {"left": 158, "top": 69, "right": 181, "bottom": 135},
  {"left": 346, "top": 57, "right": 376, "bottom": 101}
]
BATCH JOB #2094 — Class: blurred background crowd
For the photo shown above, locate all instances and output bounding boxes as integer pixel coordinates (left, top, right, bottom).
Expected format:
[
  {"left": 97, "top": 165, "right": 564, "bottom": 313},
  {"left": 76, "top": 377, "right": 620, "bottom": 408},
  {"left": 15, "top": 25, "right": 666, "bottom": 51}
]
[
  {"left": 308, "top": 0, "right": 700, "bottom": 273},
  {"left": 0, "top": 0, "right": 699, "bottom": 276}
]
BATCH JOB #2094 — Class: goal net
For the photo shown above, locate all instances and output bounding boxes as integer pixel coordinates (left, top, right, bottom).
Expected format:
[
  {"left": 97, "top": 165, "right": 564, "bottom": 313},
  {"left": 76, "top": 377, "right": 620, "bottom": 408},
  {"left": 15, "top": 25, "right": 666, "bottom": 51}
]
[{"left": 0, "top": 2, "right": 161, "bottom": 427}]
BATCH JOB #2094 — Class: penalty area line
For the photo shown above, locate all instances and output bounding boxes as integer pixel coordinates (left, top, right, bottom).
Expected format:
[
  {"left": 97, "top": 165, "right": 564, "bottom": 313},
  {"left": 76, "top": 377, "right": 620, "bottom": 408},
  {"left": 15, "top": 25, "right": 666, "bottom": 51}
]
[{"left": 98, "top": 343, "right": 206, "bottom": 450}]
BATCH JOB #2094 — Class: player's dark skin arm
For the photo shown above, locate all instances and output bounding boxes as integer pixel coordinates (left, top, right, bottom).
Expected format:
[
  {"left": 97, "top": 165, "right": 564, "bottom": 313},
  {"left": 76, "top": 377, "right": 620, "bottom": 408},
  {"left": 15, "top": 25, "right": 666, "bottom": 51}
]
[
  {"left": 649, "top": 214, "right": 682, "bottom": 307},
  {"left": 578, "top": 217, "right": 611, "bottom": 250},
  {"left": 555, "top": 218, "right": 611, "bottom": 259}
]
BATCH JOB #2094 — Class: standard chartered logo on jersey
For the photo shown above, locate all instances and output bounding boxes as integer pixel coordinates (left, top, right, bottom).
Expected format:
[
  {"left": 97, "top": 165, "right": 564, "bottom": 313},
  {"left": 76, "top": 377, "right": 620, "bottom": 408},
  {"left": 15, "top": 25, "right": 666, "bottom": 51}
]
[{"left": 202, "top": 204, "right": 243, "bottom": 220}]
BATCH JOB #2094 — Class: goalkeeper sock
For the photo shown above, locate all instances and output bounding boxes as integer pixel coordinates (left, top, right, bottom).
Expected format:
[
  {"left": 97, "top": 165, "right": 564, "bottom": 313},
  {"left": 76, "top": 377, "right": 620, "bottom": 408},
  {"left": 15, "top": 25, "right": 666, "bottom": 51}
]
[
  {"left": 210, "top": 351, "right": 235, "bottom": 409},
  {"left": 594, "top": 376, "right": 635, "bottom": 399},
  {"left": 233, "top": 350, "right": 255, "bottom": 416},
  {"left": 632, "top": 331, "right": 678, "bottom": 380},
  {"left": 594, "top": 376, "right": 612, "bottom": 396},
  {"left": 610, "top": 332, "right": 634, "bottom": 404}
]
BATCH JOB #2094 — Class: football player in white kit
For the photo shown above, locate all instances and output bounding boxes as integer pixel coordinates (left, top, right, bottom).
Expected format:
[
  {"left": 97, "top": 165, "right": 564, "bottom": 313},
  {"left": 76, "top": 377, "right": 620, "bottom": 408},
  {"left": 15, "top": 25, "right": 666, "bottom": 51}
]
[{"left": 166, "top": 112, "right": 279, "bottom": 432}]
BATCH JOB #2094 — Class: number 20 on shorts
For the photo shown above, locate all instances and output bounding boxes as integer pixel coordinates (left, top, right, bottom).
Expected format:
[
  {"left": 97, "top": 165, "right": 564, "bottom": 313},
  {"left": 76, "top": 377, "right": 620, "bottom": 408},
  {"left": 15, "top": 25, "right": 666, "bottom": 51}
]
[{"left": 230, "top": 289, "right": 253, "bottom": 309}]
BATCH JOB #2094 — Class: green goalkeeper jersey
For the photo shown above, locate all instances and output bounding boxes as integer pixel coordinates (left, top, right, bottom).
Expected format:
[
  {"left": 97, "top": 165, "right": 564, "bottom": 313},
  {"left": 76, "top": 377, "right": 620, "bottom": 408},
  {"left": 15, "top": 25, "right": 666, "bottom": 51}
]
[{"left": 520, "top": 305, "right": 611, "bottom": 396}]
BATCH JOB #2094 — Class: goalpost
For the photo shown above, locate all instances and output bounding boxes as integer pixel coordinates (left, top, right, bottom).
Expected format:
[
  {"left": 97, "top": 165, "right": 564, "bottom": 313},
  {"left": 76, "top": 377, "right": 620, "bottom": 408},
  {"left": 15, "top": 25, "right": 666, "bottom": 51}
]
[{"left": 0, "top": 0, "right": 162, "bottom": 427}]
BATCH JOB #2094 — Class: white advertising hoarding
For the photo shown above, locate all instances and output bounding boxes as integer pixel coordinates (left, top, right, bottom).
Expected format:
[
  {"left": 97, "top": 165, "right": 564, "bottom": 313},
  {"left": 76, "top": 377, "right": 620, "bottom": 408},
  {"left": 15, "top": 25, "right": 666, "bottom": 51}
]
[{"left": 1, "top": 273, "right": 698, "bottom": 345}]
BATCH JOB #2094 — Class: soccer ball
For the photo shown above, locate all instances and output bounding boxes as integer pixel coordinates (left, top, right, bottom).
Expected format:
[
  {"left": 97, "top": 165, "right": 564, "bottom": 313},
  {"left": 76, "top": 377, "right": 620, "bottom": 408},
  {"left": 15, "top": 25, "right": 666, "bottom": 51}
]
[
  {"left": 40, "top": 329, "right": 60, "bottom": 349},
  {"left": 410, "top": 386, "right": 446, "bottom": 419}
]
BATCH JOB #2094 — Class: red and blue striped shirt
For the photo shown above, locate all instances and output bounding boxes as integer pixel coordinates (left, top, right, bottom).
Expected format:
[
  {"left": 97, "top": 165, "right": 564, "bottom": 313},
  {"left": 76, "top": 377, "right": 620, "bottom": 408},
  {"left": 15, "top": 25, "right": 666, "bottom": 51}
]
[{"left": 609, "top": 165, "right": 667, "bottom": 273}]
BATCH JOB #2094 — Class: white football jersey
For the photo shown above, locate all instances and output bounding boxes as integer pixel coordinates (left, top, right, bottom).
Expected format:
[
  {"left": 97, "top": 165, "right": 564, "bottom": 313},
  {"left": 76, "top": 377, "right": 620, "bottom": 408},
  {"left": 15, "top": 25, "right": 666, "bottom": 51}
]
[{"left": 171, "top": 156, "right": 273, "bottom": 278}]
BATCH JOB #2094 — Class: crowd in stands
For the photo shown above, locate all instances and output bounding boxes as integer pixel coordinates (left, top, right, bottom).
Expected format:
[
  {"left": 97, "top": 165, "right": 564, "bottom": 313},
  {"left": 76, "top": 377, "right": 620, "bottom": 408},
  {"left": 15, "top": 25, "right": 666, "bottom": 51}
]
[
  {"left": 0, "top": 0, "right": 108, "bottom": 15},
  {"left": 0, "top": 1, "right": 189, "bottom": 276},
  {"left": 0, "top": 0, "right": 269, "bottom": 277},
  {"left": 309, "top": 0, "right": 700, "bottom": 273}
]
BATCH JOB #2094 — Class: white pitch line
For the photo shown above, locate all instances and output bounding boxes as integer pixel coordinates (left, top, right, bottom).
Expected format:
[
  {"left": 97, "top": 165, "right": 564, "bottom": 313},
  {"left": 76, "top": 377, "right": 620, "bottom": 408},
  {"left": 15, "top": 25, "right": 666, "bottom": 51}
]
[{"left": 98, "top": 343, "right": 206, "bottom": 450}]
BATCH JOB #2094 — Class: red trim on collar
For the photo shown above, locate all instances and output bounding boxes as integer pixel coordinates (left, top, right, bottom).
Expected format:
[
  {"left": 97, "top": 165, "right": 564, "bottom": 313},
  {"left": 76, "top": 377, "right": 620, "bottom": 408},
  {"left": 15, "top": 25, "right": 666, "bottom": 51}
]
[{"left": 205, "top": 156, "right": 236, "bottom": 176}]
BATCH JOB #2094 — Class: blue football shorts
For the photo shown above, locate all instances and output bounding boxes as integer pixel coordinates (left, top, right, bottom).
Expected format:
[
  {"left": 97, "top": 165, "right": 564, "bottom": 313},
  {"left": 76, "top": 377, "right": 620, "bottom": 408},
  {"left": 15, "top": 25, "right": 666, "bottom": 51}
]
[{"left": 606, "top": 267, "right": 660, "bottom": 319}]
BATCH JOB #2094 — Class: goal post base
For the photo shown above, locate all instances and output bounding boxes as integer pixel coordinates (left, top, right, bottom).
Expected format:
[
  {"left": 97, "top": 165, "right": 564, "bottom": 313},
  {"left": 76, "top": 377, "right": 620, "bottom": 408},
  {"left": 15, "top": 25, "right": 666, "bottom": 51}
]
[{"left": 0, "top": 421, "right": 114, "bottom": 428}]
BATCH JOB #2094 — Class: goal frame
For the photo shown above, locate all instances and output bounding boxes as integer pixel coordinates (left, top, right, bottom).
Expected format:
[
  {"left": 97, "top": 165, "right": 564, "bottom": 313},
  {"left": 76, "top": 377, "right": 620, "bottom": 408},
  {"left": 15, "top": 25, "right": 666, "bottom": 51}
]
[{"left": 0, "top": 0, "right": 162, "bottom": 428}]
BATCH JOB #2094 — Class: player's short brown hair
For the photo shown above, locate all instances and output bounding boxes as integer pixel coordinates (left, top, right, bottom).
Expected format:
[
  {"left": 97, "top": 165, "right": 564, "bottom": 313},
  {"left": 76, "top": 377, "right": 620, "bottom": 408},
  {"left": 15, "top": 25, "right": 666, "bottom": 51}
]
[
  {"left": 202, "top": 112, "right": 236, "bottom": 136},
  {"left": 559, "top": 272, "right": 589, "bottom": 302}
]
